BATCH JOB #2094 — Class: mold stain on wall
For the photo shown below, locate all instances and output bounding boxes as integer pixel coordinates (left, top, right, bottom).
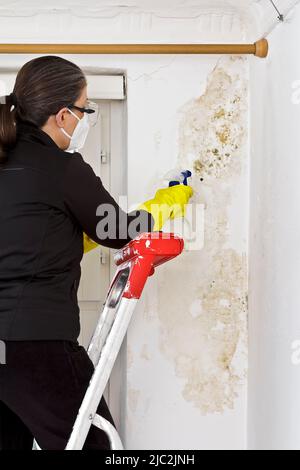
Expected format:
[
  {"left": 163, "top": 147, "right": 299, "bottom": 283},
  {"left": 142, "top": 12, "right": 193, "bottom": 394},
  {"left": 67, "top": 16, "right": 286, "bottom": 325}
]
[{"left": 155, "top": 56, "right": 249, "bottom": 414}]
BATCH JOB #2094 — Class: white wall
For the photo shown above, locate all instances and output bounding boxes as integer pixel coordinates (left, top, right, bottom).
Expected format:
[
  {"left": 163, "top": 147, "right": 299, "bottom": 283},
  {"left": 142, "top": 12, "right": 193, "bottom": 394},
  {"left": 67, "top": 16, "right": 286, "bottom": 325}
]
[
  {"left": 0, "top": 3, "right": 252, "bottom": 450},
  {"left": 125, "top": 54, "right": 249, "bottom": 450},
  {"left": 249, "top": 2, "right": 300, "bottom": 450}
]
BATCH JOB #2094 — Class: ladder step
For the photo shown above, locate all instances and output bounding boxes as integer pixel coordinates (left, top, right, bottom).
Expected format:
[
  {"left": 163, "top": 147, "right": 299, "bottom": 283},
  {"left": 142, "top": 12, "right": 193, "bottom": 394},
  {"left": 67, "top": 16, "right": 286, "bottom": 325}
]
[{"left": 93, "top": 414, "right": 124, "bottom": 450}]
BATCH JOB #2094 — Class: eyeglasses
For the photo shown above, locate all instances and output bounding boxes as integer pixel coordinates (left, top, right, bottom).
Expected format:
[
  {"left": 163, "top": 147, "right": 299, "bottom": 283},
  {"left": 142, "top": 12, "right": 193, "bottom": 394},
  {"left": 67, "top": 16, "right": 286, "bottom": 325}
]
[{"left": 66, "top": 99, "right": 100, "bottom": 127}]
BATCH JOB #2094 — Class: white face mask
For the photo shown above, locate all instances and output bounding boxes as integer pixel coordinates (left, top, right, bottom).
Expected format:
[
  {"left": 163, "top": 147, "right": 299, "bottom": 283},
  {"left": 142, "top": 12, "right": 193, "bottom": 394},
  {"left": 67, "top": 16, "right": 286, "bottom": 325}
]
[{"left": 60, "top": 108, "right": 90, "bottom": 153}]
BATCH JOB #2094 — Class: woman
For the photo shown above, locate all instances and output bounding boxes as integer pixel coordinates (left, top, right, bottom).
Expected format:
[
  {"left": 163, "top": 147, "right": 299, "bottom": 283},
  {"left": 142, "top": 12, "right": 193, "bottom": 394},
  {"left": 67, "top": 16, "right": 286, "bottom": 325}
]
[{"left": 0, "top": 55, "right": 193, "bottom": 450}]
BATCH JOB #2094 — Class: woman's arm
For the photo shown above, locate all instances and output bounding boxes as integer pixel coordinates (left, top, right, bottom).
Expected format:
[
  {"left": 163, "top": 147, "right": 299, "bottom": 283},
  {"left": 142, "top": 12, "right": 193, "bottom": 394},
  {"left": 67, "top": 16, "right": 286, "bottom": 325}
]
[{"left": 63, "top": 152, "right": 154, "bottom": 250}]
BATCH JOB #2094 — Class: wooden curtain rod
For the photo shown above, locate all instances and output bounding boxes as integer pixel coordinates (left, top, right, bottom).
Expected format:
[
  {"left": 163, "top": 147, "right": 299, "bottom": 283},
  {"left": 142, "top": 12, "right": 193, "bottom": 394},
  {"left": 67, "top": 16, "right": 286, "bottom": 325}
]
[{"left": 0, "top": 39, "right": 268, "bottom": 58}]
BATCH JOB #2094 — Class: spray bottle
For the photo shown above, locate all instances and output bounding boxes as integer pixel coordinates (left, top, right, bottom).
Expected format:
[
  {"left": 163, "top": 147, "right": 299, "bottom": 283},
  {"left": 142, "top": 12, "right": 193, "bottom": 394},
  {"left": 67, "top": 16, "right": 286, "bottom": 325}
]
[
  {"left": 163, "top": 169, "right": 193, "bottom": 188},
  {"left": 161, "top": 168, "right": 195, "bottom": 246}
]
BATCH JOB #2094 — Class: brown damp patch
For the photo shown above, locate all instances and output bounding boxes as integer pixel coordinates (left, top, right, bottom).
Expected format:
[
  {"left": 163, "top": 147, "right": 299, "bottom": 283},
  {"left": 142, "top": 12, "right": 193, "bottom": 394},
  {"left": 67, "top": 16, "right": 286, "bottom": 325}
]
[
  {"left": 140, "top": 344, "right": 151, "bottom": 361},
  {"left": 128, "top": 388, "right": 141, "bottom": 413},
  {"left": 157, "top": 246, "right": 248, "bottom": 414},
  {"left": 214, "top": 108, "right": 226, "bottom": 120},
  {"left": 156, "top": 56, "right": 249, "bottom": 415},
  {"left": 178, "top": 56, "right": 248, "bottom": 182},
  {"left": 217, "top": 126, "right": 231, "bottom": 145}
]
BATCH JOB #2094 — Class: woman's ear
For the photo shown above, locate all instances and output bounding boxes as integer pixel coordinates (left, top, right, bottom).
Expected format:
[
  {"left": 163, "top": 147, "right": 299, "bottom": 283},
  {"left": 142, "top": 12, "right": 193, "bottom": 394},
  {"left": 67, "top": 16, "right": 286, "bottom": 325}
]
[{"left": 55, "top": 107, "right": 69, "bottom": 128}]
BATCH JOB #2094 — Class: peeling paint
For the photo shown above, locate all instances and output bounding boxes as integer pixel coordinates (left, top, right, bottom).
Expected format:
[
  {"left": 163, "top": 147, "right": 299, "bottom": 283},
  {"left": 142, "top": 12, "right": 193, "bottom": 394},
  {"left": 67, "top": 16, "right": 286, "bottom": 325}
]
[{"left": 155, "top": 56, "right": 248, "bottom": 414}]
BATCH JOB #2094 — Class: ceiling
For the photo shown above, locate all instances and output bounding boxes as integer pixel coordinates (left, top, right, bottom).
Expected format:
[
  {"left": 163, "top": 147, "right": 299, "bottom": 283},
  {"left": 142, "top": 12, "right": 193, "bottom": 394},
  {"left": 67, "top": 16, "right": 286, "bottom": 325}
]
[
  {"left": 0, "top": 1, "right": 256, "bottom": 9},
  {"left": 0, "top": 1, "right": 297, "bottom": 42}
]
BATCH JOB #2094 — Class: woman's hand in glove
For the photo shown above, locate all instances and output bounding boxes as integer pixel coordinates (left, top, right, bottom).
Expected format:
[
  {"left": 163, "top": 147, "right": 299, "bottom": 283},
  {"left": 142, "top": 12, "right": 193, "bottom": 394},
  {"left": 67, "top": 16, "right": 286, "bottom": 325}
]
[
  {"left": 83, "top": 232, "right": 99, "bottom": 254},
  {"left": 137, "top": 184, "right": 194, "bottom": 232}
]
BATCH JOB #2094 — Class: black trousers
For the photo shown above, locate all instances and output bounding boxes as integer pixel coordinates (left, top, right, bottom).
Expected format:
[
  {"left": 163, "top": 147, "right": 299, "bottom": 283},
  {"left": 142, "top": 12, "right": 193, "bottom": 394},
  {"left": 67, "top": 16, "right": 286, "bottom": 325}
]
[{"left": 0, "top": 340, "right": 116, "bottom": 450}]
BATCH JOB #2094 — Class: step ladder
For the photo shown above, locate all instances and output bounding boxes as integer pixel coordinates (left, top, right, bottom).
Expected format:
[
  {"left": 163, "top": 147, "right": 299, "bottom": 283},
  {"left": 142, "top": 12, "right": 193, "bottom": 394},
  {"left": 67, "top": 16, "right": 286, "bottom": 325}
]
[{"left": 65, "top": 231, "right": 184, "bottom": 450}]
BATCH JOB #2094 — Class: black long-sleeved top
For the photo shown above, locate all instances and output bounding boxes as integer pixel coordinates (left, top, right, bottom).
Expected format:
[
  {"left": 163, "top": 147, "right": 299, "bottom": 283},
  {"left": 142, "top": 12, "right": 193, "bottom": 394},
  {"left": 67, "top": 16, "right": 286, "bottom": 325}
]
[{"left": 0, "top": 119, "right": 154, "bottom": 341}]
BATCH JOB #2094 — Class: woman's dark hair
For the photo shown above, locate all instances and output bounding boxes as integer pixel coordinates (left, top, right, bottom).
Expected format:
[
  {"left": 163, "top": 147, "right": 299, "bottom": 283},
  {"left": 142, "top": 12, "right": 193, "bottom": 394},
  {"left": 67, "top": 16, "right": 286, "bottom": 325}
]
[{"left": 0, "top": 55, "right": 87, "bottom": 163}]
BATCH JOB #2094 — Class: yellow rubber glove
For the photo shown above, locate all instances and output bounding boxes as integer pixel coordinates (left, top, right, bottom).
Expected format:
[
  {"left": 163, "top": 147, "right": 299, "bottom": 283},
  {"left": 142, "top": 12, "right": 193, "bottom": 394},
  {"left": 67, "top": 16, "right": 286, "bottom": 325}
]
[
  {"left": 83, "top": 184, "right": 193, "bottom": 252},
  {"left": 137, "top": 184, "right": 194, "bottom": 232},
  {"left": 83, "top": 232, "right": 99, "bottom": 254}
]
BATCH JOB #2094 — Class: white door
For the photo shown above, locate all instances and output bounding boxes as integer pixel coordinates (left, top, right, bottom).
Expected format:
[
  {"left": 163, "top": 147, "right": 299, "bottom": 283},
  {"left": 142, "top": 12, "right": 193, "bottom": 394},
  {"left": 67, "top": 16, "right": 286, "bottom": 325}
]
[
  {"left": 77, "top": 99, "right": 127, "bottom": 422},
  {"left": 0, "top": 69, "right": 127, "bottom": 434},
  {"left": 77, "top": 100, "right": 112, "bottom": 349}
]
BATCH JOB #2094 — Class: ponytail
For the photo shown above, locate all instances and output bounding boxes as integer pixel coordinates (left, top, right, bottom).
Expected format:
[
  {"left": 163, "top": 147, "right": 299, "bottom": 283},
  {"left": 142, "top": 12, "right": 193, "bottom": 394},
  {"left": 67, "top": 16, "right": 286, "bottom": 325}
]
[
  {"left": 0, "top": 92, "right": 17, "bottom": 164},
  {"left": 1, "top": 56, "right": 87, "bottom": 164}
]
